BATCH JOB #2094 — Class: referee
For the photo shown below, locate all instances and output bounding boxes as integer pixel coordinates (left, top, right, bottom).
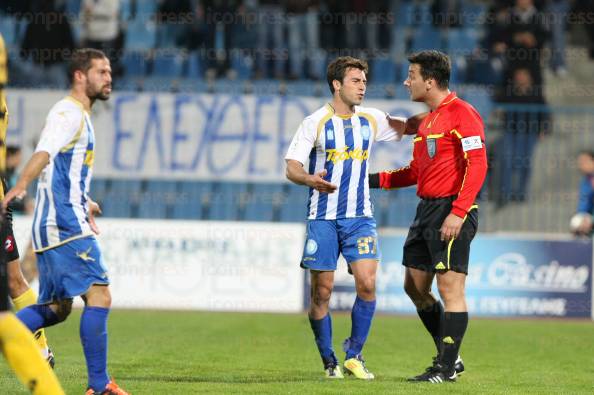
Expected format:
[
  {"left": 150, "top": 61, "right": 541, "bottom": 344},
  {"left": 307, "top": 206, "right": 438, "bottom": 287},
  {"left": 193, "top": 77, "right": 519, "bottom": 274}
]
[{"left": 370, "top": 50, "right": 487, "bottom": 383}]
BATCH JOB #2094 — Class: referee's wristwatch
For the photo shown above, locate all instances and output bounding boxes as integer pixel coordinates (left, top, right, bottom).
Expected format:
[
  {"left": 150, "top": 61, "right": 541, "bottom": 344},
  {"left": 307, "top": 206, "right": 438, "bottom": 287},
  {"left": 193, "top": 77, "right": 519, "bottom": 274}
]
[{"left": 368, "top": 173, "right": 380, "bottom": 189}]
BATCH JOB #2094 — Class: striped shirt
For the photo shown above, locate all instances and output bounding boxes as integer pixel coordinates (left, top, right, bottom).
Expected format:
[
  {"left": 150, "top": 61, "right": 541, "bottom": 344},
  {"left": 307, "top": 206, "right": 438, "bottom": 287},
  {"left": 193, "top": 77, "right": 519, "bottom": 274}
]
[
  {"left": 285, "top": 103, "right": 402, "bottom": 220},
  {"left": 32, "top": 96, "right": 96, "bottom": 252}
]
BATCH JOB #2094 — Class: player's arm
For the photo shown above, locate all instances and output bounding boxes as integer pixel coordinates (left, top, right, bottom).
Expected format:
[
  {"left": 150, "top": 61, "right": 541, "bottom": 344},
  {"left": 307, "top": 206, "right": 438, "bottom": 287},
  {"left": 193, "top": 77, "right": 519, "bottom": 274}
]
[
  {"left": 2, "top": 151, "right": 49, "bottom": 209},
  {"left": 285, "top": 119, "right": 338, "bottom": 194},
  {"left": 286, "top": 160, "right": 337, "bottom": 193}
]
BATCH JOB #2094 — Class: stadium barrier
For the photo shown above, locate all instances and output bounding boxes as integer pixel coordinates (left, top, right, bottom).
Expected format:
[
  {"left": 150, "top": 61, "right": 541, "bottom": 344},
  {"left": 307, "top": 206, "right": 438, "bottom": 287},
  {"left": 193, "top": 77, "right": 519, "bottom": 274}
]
[
  {"left": 316, "top": 231, "right": 593, "bottom": 319},
  {"left": 13, "top": 217, "right": 305, "bottom": 313},
  {"left": 14, "top": 216, "right": 593, "bottom": 318}
]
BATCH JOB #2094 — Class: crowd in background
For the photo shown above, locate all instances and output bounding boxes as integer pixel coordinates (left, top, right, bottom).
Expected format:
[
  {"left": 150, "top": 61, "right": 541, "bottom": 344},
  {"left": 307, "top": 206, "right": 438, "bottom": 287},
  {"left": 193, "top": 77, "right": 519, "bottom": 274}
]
[
  {"left": 0, "top": 0, "right": 592, "bottom": 85},
  {"left": 1, "top": 0, "right": 594, "bottom": 222}
]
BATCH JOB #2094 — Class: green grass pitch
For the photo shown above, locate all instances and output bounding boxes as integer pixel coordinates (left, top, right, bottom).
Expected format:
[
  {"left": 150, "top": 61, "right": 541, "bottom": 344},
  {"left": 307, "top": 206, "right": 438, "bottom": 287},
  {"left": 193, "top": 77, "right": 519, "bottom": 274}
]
[{"left": 1, "top": 310, "right": 594, "bottom": 394}]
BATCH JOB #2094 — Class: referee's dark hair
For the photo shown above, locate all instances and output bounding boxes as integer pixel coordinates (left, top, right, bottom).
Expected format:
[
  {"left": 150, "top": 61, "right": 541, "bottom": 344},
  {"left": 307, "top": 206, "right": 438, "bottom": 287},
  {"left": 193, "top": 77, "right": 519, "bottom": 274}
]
[
  {"left": 327, "top": 56, "right": 369, "bottom": 94},
  {"left": 407, "top": 50, "right": 451, "bottom": 89},
  {"left": 578, "top": 150, "right": 594, "bottom": 159},
  {"left": 68, "top": 48, "right": 108, "bottom": 83}
]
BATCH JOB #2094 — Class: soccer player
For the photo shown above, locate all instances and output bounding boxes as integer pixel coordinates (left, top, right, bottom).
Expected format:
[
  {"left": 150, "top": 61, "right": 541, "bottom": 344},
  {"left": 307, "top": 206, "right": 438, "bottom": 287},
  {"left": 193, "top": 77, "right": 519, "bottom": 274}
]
[
  {"left": 0, "top": 32, "right": 55, "bottom": 366},
  {"left": 2, "top": 48, "right": 128, "bottom": 395},
  {"left": 0, "top": 32, "right": 65, "bottom": 395},
  {"left": 285, "top": 56, "right": 412, "bottom": 379},
  {"left": 369, "top": 50, "right": 487, "bottom": 383}
]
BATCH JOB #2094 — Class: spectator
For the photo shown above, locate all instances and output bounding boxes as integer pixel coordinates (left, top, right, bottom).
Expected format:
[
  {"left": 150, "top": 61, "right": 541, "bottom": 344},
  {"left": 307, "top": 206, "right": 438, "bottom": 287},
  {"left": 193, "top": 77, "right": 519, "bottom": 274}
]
[
  {"left": 431, "top": 0, "right": 463, "bottom": 29},
  {"left": 494, "top": 66, "right": 551, "bottom": 207},
  {"left": 20, "top": 0, "right": 75, "bottom": 88},
  {"left": 156, "top": 0, "right": 193, "bottom": 48},
  {"left": 254, "top": 0, "right": 285, "bottom": 79},
  {"left": 80, "top": 0, "right": 122, "bottom": 78},
  {"left": 545, "top": 0, "right": 569, "bottom": 77},
  {"left": 570, "top": 151, "right": 594, "bottom": 236},
  {"left": 505, "top": 0, "right": 549, "bottom": 86},
  {"left": 202, "top": 0, "right": 241, "bottom": 79},
  {"left": 285, "top": 0, "right": 321, "bottom": 80}
]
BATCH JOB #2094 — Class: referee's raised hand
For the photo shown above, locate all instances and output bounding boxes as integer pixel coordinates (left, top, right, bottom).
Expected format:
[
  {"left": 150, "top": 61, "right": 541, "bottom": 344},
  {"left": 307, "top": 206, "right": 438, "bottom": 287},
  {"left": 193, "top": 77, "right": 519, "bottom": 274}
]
[{"left": 307, "top": 169, "right": 337, "bottom": 194}]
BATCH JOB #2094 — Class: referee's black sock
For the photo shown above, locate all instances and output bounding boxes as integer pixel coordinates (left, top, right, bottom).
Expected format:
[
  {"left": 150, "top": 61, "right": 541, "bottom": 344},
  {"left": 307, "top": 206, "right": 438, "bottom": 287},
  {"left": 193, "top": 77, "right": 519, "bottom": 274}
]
[
  {"left": 441, "top": 312, "right": 468, "bottom": 373},
  {"left": 416, "top": 301, "right": 444, "bottom": 354}
]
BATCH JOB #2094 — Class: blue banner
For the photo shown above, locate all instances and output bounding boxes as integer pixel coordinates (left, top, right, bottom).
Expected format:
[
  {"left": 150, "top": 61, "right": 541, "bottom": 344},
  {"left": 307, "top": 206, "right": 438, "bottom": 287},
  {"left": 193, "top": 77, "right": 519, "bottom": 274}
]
[{"left": 318, "top": 234, "right": 592, "bottom": 318}]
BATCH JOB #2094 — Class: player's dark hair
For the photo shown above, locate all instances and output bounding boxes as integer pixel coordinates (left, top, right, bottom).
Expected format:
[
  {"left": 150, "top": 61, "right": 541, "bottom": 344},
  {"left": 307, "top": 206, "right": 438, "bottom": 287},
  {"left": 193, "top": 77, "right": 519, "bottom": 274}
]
[
  {"left": 68, "top": 48, "right": 107, "bottom": 83},
  {"left": 326, "top": 56, "right": 369, "bottom": 94},
  {"left": 407, "top": 50, "right": 451, "bottom": 89}
]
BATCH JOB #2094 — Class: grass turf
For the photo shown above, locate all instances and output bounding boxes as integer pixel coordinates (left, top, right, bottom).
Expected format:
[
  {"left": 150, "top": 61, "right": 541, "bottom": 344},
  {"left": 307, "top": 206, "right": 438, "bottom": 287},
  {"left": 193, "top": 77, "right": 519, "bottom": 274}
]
[{"left": 1, "top": 310, "right": 594, "bottom": 394}]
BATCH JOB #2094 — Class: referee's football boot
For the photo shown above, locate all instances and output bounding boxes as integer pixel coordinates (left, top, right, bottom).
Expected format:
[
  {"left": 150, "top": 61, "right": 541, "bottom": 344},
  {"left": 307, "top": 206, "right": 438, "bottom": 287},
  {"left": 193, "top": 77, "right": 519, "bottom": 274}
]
[
  {"left": 408, "top": 361, "right": 456, "bottom": 383},
  {"left": 409, "top": 355, "right": 464, "bottom": 381},
  {"left": 343, "top": 355, "right": 375, "bottom": 380}
]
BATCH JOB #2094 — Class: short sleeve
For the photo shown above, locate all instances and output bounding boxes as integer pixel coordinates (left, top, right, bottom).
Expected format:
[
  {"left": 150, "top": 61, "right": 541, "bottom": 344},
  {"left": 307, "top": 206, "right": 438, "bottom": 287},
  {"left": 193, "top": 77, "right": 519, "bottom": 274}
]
[
  {"left": 455, "top": 106, "right": 485, "bottom": 139},
  {"left": 359, "top": 107, "right": 400, "bottom": 142},
  {"left": 35, "top": 108, "right": 84, "bottom": 158},
  {"left": 285, "top": 118, "right": 317, "bottom": 165}
]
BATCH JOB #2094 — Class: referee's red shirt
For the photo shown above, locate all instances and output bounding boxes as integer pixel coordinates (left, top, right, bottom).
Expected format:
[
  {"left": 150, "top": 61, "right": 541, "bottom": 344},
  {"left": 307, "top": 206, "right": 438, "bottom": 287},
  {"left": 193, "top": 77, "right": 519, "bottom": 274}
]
[{"left": 379, "top": 92, "right": 488, "bottom": 218}]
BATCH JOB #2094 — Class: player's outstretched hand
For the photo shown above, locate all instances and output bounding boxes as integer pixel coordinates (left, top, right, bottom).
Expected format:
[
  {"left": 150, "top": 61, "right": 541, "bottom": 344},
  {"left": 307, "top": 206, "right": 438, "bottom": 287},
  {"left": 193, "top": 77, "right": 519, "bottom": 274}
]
[
  {"left": 440, "top": 213, "right": 464, "bottom": 241},
  {"left": 1, "top": 186, "right": 27, "bottom": 213},
  {"left": 88, "top": 198, "right": 102, "bottom": 235},
  {"left": 307, "top": 169, "right": 337, "bottom": 194}
]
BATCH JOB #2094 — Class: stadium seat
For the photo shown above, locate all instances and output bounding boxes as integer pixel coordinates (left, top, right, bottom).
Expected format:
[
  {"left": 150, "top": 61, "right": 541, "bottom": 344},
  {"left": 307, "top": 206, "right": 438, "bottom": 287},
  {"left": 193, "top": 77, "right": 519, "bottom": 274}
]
[
  {"left": 122, "top": 51, "right": 148, "bottom": 76},
  {"left": 184, "top": 51, "right": 203, "bottom": 79},
  {"left": 243, "top": 183, "right": 284, "bottom": 222},
  {"left": 230, "top": 52, "right": 253, "bottom": 80},
  {"left": 386, "top": 188, "right": 418, "bottom": 228},
  {"left": 278, "top": 183, "right": 308, "bottom": 222},
  {"left": 410, "top": 27, "right": 444, "bottom": 52},
  {"left": 209, "top": 182, "right": 248, "bottom": 221},
  {"left": 171, "top": 181, "right": 213, "bottom": 220},
  {"left": 125, "top": 18, "right": 156, "bottom": 50},
  {"left": 0, "top": 15, "right": 16, "bottom": 46},
  {"left": 460, "top": 87, "right": 493, "bottom": 120},
  {"left": 371, "top": 57, "right": 396, "bottom": 84},
  {"left": 446, "top": 28, "right": 479, "bottom": 57},
  {"left": 152, "top": 52, "right": 184, "bottom": 77},
  {"left": 90, "top": 178, "right": 109, "bottom": 206},
  {"left": 138, "top": 180, "right": 178, "bottom": 219},
  {"left": 65, "top": 0, "right": 82, "bottom": 15},
  {"left": 101, "top": 180, "right": 142, "bottom": 218},
  {"left": 370, "top": 189, "right": 389, "bottom": 227}
]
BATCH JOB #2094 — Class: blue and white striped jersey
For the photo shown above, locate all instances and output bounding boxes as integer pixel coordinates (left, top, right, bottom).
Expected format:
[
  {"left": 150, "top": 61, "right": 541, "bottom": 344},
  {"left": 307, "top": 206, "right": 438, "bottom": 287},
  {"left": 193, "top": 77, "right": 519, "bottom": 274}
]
[
  {"left": 285, "top": 103, "right": 402, "bottom": 220},
  {"left": 32, "top": 96, "right": 96, "bottom": 252}
]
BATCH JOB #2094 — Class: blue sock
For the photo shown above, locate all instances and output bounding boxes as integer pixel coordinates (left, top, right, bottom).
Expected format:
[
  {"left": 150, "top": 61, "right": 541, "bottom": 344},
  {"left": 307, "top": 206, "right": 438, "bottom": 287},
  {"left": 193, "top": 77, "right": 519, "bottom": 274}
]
[
  {"left": 80, "top": 306, "right": 110, "bottom": 391},
  {"left": 346, "top": 296, "right": 376, "bottom": 359},
  {"left": 309, "top": 314, "right": 336, "bottom": 366},
  {"left": 16, "top": 304, "right": 60, "bottom": 332}
]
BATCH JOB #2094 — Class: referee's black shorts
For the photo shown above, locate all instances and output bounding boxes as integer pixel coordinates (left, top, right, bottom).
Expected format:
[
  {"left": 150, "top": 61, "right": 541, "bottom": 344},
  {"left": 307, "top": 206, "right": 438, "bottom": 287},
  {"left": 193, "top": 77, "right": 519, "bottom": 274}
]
[{"left": 402, "top": 196, "right": 478, "bottom": 275}]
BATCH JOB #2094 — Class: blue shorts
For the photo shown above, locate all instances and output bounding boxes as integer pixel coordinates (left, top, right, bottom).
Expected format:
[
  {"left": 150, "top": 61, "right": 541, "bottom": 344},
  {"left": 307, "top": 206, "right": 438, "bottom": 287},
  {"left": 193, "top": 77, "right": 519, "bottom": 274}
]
[
  {"left": 37, "top": 237, "right": 109, "bottom": 304},
  {"left": 301, "top": 217, "right": 380, "bottom": 271}
]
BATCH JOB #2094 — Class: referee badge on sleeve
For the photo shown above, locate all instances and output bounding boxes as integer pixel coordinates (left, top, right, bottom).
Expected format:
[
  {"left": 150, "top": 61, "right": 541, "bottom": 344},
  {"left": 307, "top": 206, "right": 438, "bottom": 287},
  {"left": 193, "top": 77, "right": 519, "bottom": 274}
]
[{"left": 426, "top": 138, "right": 437, "bottom": 158}]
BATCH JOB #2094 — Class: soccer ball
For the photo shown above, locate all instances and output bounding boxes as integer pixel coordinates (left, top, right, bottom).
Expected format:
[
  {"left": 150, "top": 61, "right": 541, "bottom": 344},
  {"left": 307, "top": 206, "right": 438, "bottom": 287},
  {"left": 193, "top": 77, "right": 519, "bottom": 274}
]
[{"left": 569, "top": 213, "right": 591, "bottom": 233}]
